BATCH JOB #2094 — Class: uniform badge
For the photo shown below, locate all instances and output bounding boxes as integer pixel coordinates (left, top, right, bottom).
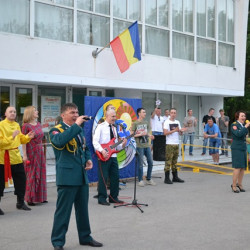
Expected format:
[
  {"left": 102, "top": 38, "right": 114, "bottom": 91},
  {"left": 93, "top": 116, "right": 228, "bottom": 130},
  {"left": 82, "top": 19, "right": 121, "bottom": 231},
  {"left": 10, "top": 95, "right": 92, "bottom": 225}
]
[
  {"left": 233, "top": 126, "right": 237, "bottom": 130},
  {"left": 52, "top": 131, "right": 59, "bottom": 135}
]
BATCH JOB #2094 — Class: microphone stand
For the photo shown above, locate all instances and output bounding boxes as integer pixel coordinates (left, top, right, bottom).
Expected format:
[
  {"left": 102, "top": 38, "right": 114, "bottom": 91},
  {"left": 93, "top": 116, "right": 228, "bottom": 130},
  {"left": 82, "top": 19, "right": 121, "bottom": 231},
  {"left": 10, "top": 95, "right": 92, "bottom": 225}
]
[{"left": 114, "top": 127, "right": 148, "bottom": 213}]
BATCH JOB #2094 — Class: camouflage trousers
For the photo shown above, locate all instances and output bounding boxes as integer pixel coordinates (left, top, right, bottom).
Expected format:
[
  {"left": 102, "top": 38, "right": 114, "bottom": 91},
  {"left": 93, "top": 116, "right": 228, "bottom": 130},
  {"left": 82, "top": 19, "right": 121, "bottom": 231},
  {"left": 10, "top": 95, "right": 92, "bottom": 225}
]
[{"left": 164, "top": 144, "right": 179, "bottom": 172}]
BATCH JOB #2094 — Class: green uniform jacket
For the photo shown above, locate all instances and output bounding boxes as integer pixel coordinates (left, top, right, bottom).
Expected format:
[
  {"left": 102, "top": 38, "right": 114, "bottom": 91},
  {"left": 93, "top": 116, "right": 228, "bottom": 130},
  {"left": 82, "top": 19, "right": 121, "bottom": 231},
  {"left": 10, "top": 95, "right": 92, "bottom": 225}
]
[
  {"left": 231, "top": 121, "right": 248, "bottom": 151},
  {"left": 49, "top": 122, "right": 91, "bottom": 186}
]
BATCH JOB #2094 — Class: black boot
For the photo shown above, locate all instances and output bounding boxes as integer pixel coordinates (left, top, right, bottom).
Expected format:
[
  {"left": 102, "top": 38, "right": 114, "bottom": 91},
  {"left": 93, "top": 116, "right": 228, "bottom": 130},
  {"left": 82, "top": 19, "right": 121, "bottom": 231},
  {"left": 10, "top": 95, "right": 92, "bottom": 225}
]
[
  {"left": 0, "top": 197, "right": 4, "bottom": 215},
  {"left": 164, "top": 171, "right": 173, "bottom": 184},
  {"left": 16, "top": 197, "right": 31, "bottom": 211},
  {"left": 172, "top": 170, "right": 185, "bottom": 183}
]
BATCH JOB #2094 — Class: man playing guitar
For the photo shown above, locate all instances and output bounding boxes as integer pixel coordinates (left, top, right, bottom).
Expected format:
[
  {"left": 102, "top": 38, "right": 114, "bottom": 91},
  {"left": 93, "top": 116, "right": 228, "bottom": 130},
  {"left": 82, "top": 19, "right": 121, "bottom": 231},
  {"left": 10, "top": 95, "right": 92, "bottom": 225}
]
[{"left": 93, "top": 109, "right": 127, "bottom": 206}]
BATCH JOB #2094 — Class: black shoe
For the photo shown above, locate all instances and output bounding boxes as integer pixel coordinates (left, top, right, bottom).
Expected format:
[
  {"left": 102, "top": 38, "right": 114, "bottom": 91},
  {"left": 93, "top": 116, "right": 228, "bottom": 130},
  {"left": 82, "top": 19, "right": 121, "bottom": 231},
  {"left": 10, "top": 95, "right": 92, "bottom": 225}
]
[
  {"left": 42, "top": 200, "right": 48, "bottom": 203},
  {"left": 189, "top": 153, "right": 193, "bottom": 156},
  {"left": 16, "top": 203, "right": 31, "bottom": 210},
  {"left": 109, "top": 199, "right": 124, "bottom": 204},
  {"left": 98, "top": 201, "right": 110, "bottom": 206},
  {"left": 172, "top": 171, "right": 185, "bottom": 183},
  {"left": 220, "top": 153, "right": 224, "bottom": 156},
  {"left": 231, "top": 185, "right": 240, "bottom": 193},
  {"left": 0, "top": 208, "right": 4, "bottom": 215},
  {"left": 236, "top": 184, "right": 245, "bottom": 192},
  {"left": 164, "top": 171, "right": 173, "bottom": 184},
  {"left": 201, "top": 153, "right": 205, "bottom": 155},
  {"left": 93, "top": 194, "right": 99, "bottom": 199},
  {"left": 54, "top": 246, "right": 64, "bottom": 250},
  {"left": 80, "top": 239, "right": 103, "bottom": 247},
  {"left": 28, "top": 202, "right": 36, "bottom": 206}
]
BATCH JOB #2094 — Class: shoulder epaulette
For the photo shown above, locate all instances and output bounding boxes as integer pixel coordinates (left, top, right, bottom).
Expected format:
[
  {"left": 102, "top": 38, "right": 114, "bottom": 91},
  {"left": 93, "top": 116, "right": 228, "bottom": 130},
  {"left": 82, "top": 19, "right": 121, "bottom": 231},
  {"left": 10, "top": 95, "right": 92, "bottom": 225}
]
[{"left": 232, "top": 122, "right": 236, "bottom": 124}]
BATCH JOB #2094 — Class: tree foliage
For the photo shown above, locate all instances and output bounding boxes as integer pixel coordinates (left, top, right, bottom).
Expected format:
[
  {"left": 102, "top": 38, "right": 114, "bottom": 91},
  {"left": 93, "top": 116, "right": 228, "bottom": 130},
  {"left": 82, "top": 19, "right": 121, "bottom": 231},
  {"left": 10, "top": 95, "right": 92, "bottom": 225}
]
[{"left": 224, "top": 6, "right": 250, "bottom": 121}]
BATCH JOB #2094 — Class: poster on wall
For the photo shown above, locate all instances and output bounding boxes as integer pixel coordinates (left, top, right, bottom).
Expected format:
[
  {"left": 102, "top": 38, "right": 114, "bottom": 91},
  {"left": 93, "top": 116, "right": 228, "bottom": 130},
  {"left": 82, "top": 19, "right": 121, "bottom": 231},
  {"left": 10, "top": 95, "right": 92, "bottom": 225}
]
[
  {"left": 84, "top": 96, "right": 142, "bottom": 183},
  {"left": 41, "top": 96, "right": 61, "bottom": 132}
]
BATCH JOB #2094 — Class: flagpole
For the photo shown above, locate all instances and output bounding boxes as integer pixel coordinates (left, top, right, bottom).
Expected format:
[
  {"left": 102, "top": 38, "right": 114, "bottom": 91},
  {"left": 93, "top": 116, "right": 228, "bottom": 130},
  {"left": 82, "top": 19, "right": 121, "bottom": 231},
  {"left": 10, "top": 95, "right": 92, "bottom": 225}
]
[{"left": 92, "top": 42, "right": 111, "bottom": 58}]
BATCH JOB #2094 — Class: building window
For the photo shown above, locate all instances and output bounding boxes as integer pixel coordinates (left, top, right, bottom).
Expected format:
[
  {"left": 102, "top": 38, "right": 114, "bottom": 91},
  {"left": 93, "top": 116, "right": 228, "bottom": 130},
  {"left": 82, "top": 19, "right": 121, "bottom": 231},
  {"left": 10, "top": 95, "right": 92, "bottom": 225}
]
[
  {"left": 197, "top": 0, "right": 215, "bottom": 38},
  {"left": 173, "top": 32, "right": 194, "bottom": 61},
  {"left": 145, "top": 26, "right": 169, "bottom": 57},
  {"left": 35, "top": 3, "right": 73, "bottom": 42},
  {"left": 218, "top": 0, "right": 234, "bottom": 43},
  {"left": 77, "top": 0, "right": 110, "bottom": 15},
  {"left": 77, "top": 12, "right": 110, "bottom": 46},
  {"left": 197, "top": 38, "right": 216, "bottom": 64},
  {"left": 114, "top": 0, "right": 141, "bottom": 21},
  {"left": 172, "top": 0, "right": 193, "bottom": 33},
  {"left": 218, "top": 43, "right": 234, "bottom": 67},
  {"left": 145, "top": 0, "right": 169, "bottom": 27},
  {"left": 53, "top": 0, "right": 74, "bottom": 7},
  {"left": 0, "top": 0, "right": 30, "bottom": 35}
]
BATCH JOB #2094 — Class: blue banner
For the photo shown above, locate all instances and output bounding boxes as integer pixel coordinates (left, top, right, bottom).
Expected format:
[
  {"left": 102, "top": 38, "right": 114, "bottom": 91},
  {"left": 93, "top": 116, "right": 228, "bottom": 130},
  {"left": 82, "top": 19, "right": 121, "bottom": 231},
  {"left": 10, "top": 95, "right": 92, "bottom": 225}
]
[{"left": 84, "top": 96, "right": 142, "bottom": 183}]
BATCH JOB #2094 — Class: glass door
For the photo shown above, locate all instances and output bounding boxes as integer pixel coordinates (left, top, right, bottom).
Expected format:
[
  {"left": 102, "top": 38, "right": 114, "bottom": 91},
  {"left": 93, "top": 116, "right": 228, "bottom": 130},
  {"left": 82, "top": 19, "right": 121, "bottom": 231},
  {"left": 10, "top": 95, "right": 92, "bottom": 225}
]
[
  {"left": 0, "top": 85, "right": 11, "bottom": 121},
  {"left": 14, "top": 85, "right": 35, "bottom": 124}
]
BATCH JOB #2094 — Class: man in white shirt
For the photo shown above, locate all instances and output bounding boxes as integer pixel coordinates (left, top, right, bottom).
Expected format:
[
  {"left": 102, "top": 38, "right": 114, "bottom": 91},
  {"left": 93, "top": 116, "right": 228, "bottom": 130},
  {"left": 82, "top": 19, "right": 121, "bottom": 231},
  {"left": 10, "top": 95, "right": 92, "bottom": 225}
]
[
  {"left": 93, "top": 109, "right": 127, "bottom": 206},
  {"left": 151, "top": 107, "right": 164, "bottom": 136},
  {"left": 163, "top": 109, "right": 170, "bottom": 122},
  {"left": 163, "top": 108, "right": 186, "bottom": 184}
]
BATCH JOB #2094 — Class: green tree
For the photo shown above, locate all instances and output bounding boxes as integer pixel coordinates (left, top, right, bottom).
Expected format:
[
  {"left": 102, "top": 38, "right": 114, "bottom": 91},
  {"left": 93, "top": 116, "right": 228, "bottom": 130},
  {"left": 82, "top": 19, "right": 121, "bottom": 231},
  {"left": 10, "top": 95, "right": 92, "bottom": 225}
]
[{"left": 224, "top": 6, "right": 250, "bottom": 121}]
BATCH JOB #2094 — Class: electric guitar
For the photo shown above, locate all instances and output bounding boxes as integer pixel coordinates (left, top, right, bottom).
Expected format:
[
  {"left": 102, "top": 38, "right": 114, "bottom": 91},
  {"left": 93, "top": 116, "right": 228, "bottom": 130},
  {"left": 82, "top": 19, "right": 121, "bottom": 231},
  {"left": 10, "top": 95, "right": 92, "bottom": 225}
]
[{"left": 96, "top": 133, "right": 134, "bottom": 161}]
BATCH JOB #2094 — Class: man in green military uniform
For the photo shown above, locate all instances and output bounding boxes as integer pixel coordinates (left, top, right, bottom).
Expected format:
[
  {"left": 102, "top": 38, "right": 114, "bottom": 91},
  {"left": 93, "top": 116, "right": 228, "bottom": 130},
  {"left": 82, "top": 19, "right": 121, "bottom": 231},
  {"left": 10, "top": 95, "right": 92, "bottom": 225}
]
[{"left": 49, "top": 103, "right": 102, "bottom": 250}]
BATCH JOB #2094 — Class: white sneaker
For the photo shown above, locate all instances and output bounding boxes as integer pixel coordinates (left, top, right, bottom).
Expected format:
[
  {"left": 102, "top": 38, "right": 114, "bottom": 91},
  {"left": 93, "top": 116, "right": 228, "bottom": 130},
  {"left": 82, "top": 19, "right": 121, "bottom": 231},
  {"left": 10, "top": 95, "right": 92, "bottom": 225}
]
[
  {"left": 138, "top": 180, "right": 145, "bottom": 187},
  {"left": 146, "top": 179, "right": 156, "bottom": 186}
]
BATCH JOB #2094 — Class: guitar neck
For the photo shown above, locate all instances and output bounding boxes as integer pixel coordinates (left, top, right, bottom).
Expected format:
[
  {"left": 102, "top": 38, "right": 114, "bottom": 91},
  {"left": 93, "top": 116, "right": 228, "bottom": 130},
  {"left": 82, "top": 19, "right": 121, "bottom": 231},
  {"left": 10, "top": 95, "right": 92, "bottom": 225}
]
[{"left": 110, "top": 134, "right": 134, "bottom": 149}]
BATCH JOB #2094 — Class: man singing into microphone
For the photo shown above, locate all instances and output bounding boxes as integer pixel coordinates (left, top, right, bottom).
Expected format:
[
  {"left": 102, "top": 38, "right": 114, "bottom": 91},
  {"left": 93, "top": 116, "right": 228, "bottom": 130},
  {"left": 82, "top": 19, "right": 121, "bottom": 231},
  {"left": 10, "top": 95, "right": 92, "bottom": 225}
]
[
  {"left": 49, "top": 103, "right": 102, "bottom": 250},
  {"left": 93, "top": 109, "right": 127, "bottom": 206}
]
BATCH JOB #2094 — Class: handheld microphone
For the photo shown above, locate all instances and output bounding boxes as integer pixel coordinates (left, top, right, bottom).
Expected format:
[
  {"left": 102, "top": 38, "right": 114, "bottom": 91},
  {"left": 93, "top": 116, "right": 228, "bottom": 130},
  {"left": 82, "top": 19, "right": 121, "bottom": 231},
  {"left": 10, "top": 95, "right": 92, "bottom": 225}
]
[{"left": 82, "top": 116, "right": 94, "bottom": 120}]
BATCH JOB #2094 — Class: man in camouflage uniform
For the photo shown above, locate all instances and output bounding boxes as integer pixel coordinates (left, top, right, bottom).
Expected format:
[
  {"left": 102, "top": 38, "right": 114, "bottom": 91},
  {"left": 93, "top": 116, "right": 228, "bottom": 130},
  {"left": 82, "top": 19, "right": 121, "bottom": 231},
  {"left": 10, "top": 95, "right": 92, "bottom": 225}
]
[{"left": 163, "top": 108, "right": 186, "bottom": 184}]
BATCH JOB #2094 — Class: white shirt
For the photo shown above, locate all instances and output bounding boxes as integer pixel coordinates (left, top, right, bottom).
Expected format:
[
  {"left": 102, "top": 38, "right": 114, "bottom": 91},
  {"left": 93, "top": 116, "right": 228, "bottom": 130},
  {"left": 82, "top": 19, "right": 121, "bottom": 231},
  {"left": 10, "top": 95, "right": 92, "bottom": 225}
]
[
  {"left": 92, "top": 121, "right": 122, "bottom": 157},
  {"left": 163, "top": 119, "right": 181, "bottom": 145},
  {"left": 151, "top": 115, "right": 164, "bottom": 132},
  {"left": 163, "top": 115, "right": 170, "bottom": 122}
]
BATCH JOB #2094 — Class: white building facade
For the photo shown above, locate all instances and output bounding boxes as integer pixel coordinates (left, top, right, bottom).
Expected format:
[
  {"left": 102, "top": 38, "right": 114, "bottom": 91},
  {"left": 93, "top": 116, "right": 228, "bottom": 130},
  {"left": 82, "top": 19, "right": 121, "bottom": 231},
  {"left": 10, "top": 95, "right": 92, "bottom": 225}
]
[{"left": 0, "top": 0, "right": 249, "bottom": 136}]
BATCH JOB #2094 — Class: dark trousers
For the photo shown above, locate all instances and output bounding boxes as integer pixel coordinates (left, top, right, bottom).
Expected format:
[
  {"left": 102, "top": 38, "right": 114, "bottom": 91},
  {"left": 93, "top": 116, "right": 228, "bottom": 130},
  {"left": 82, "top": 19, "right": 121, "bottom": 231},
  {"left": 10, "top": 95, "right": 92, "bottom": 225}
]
[
  {"left": 51, "top": 185, "right": 92, "bottom": 247},
  {"left": 0, "top": 164, "right": 26, "bottom": 198},
  {"left": 98, "top": 157, "right": 119, "bottom": 203}
]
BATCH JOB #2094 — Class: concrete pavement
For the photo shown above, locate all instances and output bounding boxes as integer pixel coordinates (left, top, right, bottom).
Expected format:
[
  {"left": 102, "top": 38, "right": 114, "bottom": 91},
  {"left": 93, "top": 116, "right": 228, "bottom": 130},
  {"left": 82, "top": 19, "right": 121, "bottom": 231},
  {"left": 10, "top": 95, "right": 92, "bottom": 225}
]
[{"left": 1, "top": 171, "right": 250, "bottom": 250}]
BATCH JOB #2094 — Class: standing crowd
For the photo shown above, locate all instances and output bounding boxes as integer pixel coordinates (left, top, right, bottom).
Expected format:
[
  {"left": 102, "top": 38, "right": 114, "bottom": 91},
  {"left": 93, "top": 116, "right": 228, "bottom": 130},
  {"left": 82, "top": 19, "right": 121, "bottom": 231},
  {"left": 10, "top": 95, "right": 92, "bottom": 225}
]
[{"left": 0, "top": 103, "right": 249, "bottom": 250}]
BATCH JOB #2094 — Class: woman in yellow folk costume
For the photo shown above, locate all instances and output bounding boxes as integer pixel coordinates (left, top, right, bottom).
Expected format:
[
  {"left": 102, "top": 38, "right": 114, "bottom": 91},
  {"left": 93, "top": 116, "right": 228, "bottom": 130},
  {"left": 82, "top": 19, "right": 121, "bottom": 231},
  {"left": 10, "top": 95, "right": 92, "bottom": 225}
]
[{"left": 0, "top": 106, "right": 35, "bottom": 215}]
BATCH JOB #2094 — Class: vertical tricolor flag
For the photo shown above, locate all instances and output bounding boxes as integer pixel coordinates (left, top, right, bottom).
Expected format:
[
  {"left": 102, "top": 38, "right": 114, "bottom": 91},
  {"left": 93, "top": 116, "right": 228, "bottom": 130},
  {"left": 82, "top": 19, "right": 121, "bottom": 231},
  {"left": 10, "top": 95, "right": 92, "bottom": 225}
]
[{"left": 110, "top": 21, "right": 141, "bottom": 73}]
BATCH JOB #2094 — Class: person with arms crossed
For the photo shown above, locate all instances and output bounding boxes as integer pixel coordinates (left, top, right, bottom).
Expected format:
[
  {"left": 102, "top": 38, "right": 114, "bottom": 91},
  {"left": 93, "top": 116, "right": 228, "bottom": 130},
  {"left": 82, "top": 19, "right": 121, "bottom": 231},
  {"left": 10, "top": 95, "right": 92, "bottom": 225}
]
[
  {"left": 131, "top": 108, "right": 156, "bottom": 187},
  {"left": 0, "top": 106, "right": 35, "bottom": 215},
  {"left": 93, "top": 109, "right": 127, "bottom": 206},
  {"left": 217, "top": 109, "right": 230, "bottom": 156},
  {"left": 163, "top": 108, "right": 186, "bottom": 184},
  {"left": 182, "top": 109, "right": 197, "bottom": 156},
  {"left": 49, "top": 103, "right": 102, "bottom": 250}
]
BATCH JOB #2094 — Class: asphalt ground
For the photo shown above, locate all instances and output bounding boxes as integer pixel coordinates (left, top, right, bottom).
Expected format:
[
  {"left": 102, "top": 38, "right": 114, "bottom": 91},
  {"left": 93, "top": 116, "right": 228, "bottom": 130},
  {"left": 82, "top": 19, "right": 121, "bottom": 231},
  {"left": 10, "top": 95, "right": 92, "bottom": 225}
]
[{"left": 1, "top": 171, "right": 250, "bottom": 250}]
